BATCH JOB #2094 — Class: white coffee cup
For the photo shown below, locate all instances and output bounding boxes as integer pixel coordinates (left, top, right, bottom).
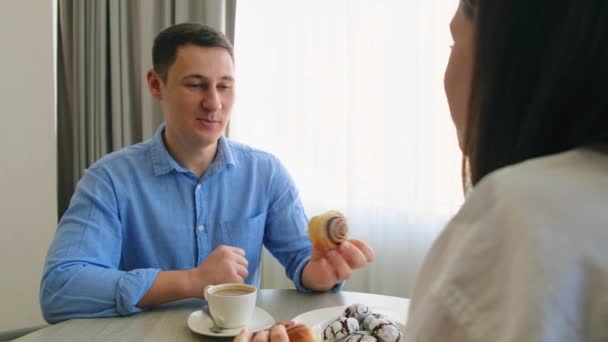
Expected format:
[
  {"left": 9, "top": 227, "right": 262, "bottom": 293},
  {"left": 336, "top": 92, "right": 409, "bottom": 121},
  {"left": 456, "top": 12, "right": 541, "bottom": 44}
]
[{"left": 204, "top": 283, "right": 257, "bottom": 329}]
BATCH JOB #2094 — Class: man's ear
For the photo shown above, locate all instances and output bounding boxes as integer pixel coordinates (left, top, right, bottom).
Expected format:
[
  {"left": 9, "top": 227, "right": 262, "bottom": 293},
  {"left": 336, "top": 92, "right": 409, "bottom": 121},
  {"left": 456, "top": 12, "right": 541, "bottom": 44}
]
[{"left": 146, "top": 69, "right": 164, "bottom": 100}]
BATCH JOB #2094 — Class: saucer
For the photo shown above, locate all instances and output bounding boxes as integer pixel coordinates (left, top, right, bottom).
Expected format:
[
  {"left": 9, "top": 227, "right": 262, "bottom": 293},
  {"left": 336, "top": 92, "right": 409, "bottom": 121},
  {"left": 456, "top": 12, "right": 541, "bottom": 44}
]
[{"left": 187, "top": 306, "right": 275, "bottom": 337}]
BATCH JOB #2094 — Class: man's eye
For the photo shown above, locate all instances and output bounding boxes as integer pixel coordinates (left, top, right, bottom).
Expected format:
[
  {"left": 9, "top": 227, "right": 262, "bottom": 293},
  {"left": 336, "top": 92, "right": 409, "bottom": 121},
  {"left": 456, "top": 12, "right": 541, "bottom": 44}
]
[
  {"left": 218, "top": 84, "right": 232, "bottom": 90},
  {"left": 186, "top": 84, "right": 205, "bottom": 89}
]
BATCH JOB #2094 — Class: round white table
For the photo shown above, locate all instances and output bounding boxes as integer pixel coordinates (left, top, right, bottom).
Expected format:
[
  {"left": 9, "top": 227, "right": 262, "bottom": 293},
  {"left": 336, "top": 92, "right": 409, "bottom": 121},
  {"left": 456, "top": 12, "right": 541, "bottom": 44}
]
[{"left": 15, "top": 290, "right": 409, "bottom": 341}]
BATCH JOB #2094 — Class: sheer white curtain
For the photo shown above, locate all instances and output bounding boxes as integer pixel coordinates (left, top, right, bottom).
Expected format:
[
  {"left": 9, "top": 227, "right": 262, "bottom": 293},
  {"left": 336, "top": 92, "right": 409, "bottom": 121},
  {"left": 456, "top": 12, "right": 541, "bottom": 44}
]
[{"left": 232, "top": 0, "right": 462, "bottom": 297}]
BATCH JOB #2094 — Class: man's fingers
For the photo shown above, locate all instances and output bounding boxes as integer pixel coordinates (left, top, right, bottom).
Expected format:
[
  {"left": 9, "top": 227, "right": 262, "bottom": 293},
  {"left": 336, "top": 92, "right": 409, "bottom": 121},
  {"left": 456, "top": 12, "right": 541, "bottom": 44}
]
[
  {"left": 348, "top": 239, "right": 375, "bottom": 262},
  {"left": 215, "top": 245, "right": 245, "bottom": 256},
  {"left": 229, "top": 246, "right": 247, "bottom": 257},
  {"left": 236, "top": 255, "right": 249, "bottom": 268},
  {"left": 326, "top": 250, "right": 352, "bottom": 281},
  {"left": 236, "top": 263, "right": 249, "bottom": 280},
  {"left": 338, "top": 241, "right": 368, "bottom": 269}
]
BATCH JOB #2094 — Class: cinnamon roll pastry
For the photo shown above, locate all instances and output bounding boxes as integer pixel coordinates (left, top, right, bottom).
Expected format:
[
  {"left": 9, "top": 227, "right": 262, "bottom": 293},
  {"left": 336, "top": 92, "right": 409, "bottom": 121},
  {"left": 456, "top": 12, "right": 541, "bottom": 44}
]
[
  {"left": 308, "top": 210, "right": 349, "bottom": 250},
  {"left": 285, "top": 322, "right": 319, "bottom": 342},
  {"left": 323, "top": 316, "right": 359, "bottom": 342},
  {"left": 362, "top": 314, "right": 402, "bottom": 342},
  {"left": 344, "top": 331, "right": 378, "bottom": 342}
]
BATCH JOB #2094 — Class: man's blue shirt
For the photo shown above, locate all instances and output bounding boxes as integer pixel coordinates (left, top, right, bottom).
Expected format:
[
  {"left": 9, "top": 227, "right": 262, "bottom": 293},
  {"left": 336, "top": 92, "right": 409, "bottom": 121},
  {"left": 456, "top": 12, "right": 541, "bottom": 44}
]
[{"left": 41, "top": 124, "right": 319, "bottom": 323}]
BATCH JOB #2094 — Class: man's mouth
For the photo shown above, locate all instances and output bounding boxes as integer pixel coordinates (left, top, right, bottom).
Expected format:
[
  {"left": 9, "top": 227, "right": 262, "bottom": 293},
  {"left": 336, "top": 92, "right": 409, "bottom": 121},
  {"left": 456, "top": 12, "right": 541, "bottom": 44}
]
[{"left": 196, "top": 118, "right": 220, "bottom": 124}]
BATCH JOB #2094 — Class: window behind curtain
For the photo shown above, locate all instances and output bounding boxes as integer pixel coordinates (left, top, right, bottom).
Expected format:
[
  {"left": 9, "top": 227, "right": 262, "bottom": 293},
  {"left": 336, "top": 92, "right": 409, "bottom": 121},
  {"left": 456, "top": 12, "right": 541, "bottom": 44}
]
[{"left": 232, "top": 0, "right": 462, "bottom": 297}]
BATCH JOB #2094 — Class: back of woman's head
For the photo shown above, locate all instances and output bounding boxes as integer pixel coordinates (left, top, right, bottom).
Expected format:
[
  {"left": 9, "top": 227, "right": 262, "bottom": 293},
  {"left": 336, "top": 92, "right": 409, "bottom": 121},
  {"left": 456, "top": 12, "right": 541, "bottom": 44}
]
[{"left": 465, "top": 0, "right": 608, "bottom": 184}]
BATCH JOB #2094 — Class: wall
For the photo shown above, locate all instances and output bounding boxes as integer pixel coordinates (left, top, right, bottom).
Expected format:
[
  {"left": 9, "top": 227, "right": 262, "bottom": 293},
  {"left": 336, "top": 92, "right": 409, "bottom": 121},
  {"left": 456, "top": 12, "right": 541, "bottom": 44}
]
[{"left": 0, "top": 0, "right": 56, "bottom": 331}]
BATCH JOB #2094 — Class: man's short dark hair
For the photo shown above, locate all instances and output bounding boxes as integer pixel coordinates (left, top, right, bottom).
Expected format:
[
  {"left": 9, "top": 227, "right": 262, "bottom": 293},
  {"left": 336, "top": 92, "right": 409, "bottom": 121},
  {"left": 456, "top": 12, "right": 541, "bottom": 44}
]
[{"left": 152, "top": 23, "right": 234, "bottom": 81}]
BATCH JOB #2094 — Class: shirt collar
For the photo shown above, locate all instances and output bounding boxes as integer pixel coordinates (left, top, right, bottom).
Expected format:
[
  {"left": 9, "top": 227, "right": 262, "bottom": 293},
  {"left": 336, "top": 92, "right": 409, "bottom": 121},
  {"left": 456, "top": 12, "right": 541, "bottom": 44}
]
[
  {"left": 201, "top": 135, "right": 237, "bottom": 179},
  {"left": 150, "top": 123, "right": 236, "bottom": 177}
]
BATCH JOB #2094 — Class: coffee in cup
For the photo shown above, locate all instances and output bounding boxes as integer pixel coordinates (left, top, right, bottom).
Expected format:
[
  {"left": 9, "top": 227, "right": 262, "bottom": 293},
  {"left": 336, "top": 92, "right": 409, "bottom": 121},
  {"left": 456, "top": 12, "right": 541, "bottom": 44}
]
[{"left": 204, "top": 283, "right": 257, "bottom": 329}]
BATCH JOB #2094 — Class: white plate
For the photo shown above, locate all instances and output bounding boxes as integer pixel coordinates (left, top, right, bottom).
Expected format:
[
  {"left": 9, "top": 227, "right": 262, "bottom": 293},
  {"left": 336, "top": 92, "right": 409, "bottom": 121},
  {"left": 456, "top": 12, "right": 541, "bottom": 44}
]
[
  {"left": 187, "top": 306, "right": 275, "bottom": 337},
  {"left": 292, "top": 305, "right": 407, "bottom": 341}
]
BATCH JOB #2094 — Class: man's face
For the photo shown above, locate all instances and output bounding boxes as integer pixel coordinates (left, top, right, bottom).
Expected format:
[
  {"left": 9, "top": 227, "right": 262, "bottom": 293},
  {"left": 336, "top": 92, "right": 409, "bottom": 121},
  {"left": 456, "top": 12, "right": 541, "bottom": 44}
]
[{"left": 149, "top": 44, "right": 235, "bottom": 150}]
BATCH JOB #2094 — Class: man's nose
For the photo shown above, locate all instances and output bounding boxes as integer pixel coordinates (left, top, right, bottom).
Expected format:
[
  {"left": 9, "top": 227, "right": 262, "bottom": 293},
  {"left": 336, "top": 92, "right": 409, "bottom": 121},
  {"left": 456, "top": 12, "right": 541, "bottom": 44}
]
[{"left": 202, "top": 87, "right": 221, "bottom": 112}]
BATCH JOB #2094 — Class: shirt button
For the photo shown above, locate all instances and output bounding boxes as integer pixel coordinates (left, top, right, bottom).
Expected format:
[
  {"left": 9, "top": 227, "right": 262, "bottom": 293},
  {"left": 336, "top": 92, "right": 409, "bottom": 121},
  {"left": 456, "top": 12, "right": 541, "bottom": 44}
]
[
  {"left": 196, "top": 184, "right": 201, "bottom": 191},
  {"left": 198, "top": 225, "right": 205, "bottom": 232}
]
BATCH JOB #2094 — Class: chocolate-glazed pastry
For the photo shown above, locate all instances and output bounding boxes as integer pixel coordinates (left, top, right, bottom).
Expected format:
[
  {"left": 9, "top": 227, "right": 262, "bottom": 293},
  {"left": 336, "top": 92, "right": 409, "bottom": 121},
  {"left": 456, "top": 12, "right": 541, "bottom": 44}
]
[
  {"left": 362, "top": 314, "right": 402, "bottom": 342},
  {"left": 362, "top": 313, "right": 384, "bottom": 330},
  {"left": 323, "top": 316, "right": 359, "bottom": 342},
  {"left": 344, "top": 330, "right": 378, "bottom": 342},
  {"left": 343, "top": 303, "right": 372, "bottom": 323},
  {"left": 308, "top": 211, "right": 349, "bottom": 250}
]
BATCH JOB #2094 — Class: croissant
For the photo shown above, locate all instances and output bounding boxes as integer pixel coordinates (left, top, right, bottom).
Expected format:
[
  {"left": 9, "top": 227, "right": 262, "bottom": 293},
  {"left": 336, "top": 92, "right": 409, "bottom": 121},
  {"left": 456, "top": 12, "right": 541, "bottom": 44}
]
[
  {"left": 308, "top": 211, "right": 349, "bottom": 250},
  {"left": 286, "top": 322, "right": 319, "bottom": 342}
]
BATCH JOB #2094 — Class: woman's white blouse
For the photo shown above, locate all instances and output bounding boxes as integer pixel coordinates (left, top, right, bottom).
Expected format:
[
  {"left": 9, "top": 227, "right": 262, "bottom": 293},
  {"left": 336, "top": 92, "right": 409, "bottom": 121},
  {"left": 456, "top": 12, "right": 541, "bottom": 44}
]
[{"left": 405, "top": 148, "right": 608, "bottom": 342}]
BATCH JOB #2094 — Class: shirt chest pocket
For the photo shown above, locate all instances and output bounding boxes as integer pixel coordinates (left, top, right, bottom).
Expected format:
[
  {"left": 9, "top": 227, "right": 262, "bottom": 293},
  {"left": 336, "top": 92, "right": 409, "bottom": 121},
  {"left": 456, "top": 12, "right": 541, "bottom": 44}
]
[{"left": 218, "top": 211, "right": 267, "bottom": 265}]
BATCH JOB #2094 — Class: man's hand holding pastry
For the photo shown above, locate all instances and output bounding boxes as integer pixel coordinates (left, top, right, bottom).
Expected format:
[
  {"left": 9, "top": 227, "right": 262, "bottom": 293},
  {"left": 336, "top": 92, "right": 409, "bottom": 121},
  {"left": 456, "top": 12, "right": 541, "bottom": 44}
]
[{"left": 302, "top": 211, "right": 375, "bottom": 291}]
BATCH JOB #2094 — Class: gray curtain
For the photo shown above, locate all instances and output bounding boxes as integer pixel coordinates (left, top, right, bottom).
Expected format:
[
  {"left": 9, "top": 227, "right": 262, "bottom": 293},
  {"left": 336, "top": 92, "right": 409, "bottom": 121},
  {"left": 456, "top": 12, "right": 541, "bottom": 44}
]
[{"left": 57, "top": 0, "right": 236, "bottom": 218}]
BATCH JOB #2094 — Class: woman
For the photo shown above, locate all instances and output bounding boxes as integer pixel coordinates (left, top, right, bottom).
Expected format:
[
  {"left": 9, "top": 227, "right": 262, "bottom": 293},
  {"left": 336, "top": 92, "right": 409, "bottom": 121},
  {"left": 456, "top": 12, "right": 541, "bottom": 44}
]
[
  {"left": 406, "top": 0, "right": 608, "bottom": 340},
  {"left": 238, "top": 0, "right": 608, "bottom": 340}
]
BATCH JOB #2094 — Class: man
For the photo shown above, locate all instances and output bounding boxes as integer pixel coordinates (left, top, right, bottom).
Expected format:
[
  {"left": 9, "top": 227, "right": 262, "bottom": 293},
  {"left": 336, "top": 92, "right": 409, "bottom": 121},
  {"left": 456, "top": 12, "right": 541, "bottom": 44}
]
[{"left": 40, "top": 23, "right": 374, "bottom": 323}]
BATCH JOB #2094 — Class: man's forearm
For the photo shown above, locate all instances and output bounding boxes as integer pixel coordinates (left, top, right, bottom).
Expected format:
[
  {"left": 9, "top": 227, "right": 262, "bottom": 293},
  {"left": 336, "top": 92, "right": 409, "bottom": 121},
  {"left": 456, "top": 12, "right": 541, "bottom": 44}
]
[
  {"left": 41, "top": 266, "right": 160, "bottom": 323},
  {"left": 137, "top": 269, "right": 199, "bottom": 308}
]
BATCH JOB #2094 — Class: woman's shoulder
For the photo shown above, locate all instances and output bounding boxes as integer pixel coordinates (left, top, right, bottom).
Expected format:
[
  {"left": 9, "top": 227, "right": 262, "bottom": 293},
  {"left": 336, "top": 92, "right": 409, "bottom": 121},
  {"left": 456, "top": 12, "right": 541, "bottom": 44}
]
[
  {"left": 470, "top": 148, "right": 608, "bottom": 216},
  {"left": 451, "top": 148, "right": 608, "bottom": 249},
  {"left": 409, "top": 148, "right": 608, "bottom": 340}
]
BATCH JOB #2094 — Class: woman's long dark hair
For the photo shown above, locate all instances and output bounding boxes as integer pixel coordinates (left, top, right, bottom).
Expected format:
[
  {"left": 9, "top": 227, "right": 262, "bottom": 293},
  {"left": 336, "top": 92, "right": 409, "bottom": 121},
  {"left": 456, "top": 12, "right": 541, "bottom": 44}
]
[{"left": 464, "top": 0, "right": 608, "bottom": 185}]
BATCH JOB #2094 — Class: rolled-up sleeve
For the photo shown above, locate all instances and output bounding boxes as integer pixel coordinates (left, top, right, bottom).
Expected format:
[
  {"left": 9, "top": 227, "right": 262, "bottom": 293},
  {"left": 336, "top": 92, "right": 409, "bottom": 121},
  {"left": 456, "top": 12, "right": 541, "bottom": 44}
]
[{"left": 40, "top": 167, "right": 160, "bottom": 323}]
